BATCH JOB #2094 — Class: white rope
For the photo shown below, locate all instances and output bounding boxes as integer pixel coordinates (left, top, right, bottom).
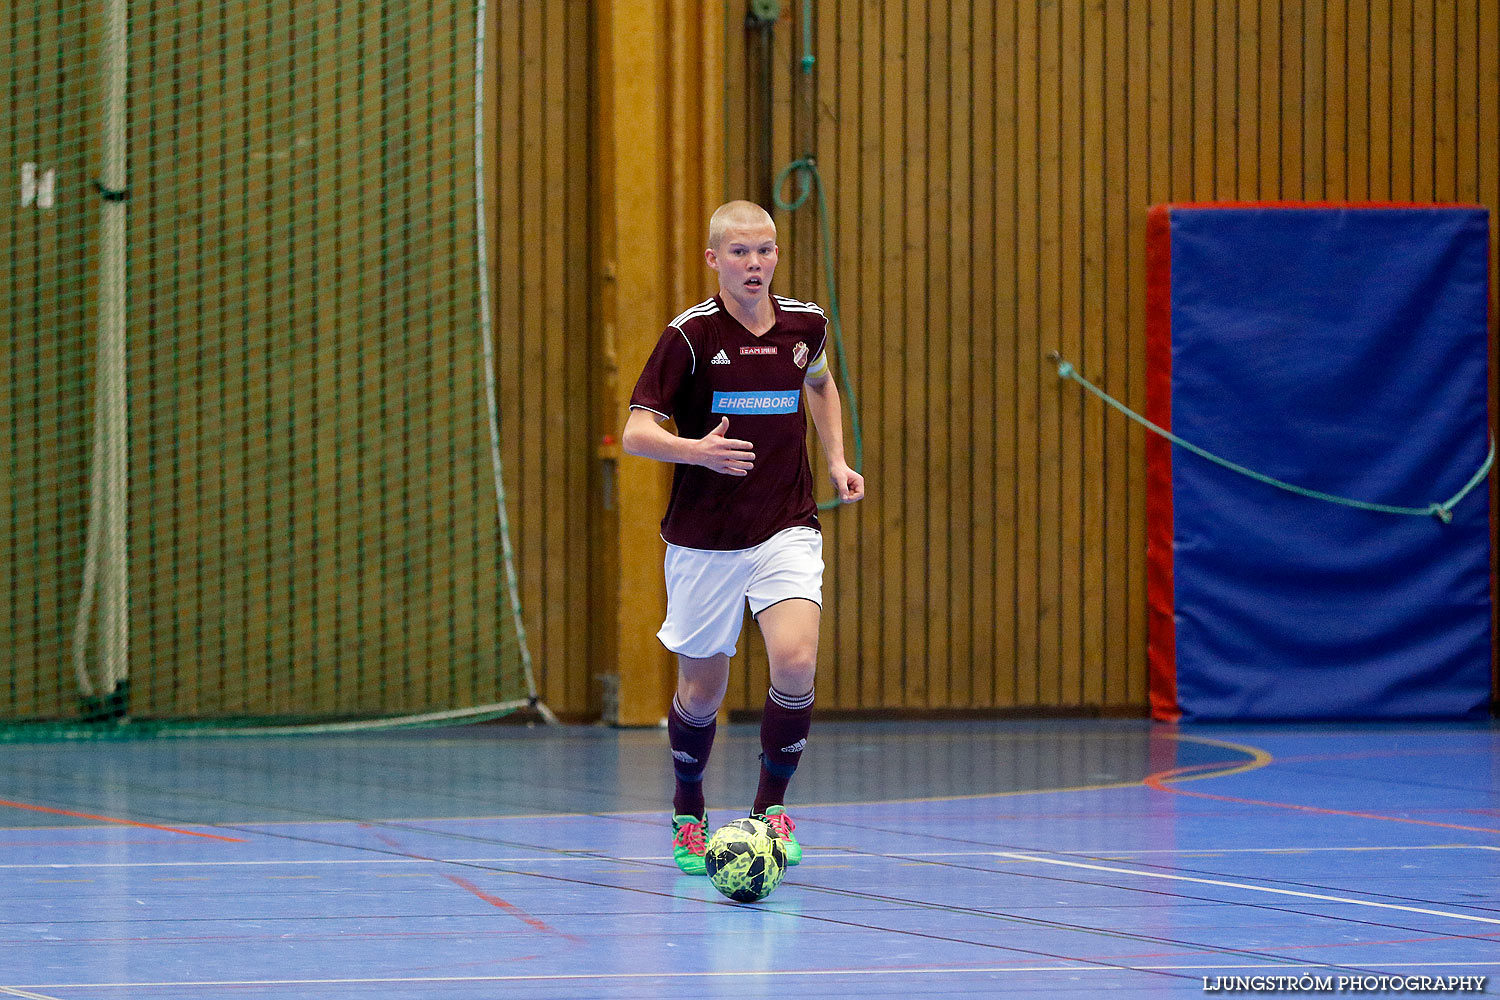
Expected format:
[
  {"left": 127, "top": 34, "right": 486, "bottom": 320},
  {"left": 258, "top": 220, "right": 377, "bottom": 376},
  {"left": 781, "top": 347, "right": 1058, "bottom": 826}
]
[
  {"left": 70, "top": 410, "right": 107, "bottom": 698},
  {"left": 189, "top": 699, "right": 541, "bottom": 737},
  {"left": 473, "top": 0, "right": 552, "bottom": 723},
  {"left": 100, "top": 0, "right": 130, "bottom": 696},
  {"left": 73, "top": 0, "right": 131, "bottom": 704}
]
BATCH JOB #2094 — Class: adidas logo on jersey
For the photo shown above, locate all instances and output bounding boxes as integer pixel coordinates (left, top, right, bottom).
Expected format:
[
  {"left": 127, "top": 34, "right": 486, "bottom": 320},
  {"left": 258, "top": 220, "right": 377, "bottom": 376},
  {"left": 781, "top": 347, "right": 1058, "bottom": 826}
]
[{"left": 710, "top": 349, "right": 731, "bottom": 365}]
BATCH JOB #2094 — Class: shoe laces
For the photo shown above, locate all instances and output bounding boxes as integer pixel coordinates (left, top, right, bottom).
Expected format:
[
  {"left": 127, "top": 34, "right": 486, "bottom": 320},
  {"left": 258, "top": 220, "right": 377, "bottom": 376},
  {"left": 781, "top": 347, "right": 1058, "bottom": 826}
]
[
  {"left": 762, "top": 810, "right": 795, "bottom": 839},
  {"left": 673, "top": 818, "right": 706, "bottom": 855}
]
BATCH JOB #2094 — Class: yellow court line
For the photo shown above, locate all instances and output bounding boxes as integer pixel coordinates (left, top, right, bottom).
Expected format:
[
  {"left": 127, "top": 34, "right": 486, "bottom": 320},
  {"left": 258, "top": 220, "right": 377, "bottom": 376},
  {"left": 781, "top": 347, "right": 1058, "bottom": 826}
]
[
  {"left": 0, "top": 734, "right": 1277, "bottom": 831},
  {"left": 1162, "top": 733, "right": 1274, "bottom": 782},
  {"left": 785, "top": 733, "right": 1274, "bottom": 808}
]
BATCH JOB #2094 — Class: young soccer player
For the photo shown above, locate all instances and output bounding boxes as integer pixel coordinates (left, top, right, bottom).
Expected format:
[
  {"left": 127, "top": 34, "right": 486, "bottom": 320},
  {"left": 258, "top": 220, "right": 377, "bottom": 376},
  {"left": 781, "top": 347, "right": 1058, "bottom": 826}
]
[{"left": 622, "top": 200, "right": 865, "bottom": 875}]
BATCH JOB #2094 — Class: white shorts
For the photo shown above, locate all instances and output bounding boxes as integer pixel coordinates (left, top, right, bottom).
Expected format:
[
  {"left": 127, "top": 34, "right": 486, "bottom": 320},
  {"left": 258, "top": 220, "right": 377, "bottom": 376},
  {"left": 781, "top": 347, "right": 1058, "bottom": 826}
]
[{"left": 657, "top": 526, "right": 824, "bottom": 658}]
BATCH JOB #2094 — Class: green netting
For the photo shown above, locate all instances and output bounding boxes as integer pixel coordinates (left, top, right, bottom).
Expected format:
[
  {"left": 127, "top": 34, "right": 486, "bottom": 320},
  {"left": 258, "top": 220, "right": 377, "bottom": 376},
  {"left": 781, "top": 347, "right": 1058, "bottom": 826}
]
[{"left": 1, "top": 0, "right": 540, "bottom": 737}]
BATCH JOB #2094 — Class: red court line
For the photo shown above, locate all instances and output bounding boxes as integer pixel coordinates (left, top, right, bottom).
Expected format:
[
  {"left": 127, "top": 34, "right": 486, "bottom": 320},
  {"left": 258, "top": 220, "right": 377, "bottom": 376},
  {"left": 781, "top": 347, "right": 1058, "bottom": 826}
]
[
  {"left": 0, "top": 798, "right": 245, "bottom": 842},
  {"left": 443, "top": 874, "right": 580, "bottom": 942},
  {"left": 366, "top": 828, "right": 579, "bottom": 942},
  {"left": 1145, "top": 767, "right": 1500, "bottom": 835},
  {"left": 1266, "top": 748, "right": 1490, "bottom": 766}
]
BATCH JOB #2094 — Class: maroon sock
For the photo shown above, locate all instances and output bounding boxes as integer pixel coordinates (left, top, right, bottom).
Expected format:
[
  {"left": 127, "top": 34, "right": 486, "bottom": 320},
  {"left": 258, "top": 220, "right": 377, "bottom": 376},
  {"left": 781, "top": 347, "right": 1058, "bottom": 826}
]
[
  {"left": 667, "top": 696, "right": 716, "bottom": 820},
  {"left": 753, "top": 686, "right": 814, "bottom": 815}
]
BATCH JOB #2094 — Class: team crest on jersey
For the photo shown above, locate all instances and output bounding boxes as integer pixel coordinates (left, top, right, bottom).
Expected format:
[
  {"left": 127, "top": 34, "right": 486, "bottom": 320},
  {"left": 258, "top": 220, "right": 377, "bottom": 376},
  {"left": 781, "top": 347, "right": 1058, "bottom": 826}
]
[
  {"left": 741, "top": 345, "right": 776, "bottom": 355},
  {"left": 792, "top": 342, "right": 809, "bottom": 368}
]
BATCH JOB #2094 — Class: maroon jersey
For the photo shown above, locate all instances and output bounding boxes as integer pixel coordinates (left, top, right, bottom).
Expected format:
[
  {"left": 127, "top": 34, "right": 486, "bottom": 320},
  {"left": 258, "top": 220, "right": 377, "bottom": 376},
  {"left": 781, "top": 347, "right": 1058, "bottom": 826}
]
[{"left": 630, "top": 294, "right": 830, "bottom": 550}]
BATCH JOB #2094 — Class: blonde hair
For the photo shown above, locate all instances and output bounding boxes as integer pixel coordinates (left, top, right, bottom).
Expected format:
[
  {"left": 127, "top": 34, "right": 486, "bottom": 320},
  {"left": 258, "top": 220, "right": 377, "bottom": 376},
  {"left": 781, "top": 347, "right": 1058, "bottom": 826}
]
[{"left": 707, "top": 200, "right": 775, "bottom": 250}]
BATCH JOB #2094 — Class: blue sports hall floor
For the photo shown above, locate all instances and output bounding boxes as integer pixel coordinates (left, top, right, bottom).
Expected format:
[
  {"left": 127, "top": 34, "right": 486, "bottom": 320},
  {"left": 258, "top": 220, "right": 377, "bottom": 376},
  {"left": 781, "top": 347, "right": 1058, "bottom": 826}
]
[{"left": 2, "top": 718, "right": 1498, "bottom": 998}]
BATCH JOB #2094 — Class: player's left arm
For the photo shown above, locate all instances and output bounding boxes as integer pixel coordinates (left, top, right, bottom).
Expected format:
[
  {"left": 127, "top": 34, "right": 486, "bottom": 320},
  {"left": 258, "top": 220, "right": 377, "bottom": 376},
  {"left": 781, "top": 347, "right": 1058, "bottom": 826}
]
[{"left": 803, "top": 364, "right": 865, "bottom": 504}]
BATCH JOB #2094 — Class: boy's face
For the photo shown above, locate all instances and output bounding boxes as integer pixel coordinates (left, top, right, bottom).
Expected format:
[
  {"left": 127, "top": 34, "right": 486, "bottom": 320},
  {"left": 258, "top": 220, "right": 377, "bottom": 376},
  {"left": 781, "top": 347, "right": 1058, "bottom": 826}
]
[{"left": 706, "top": 219, "right": 779, "bottom": 306}]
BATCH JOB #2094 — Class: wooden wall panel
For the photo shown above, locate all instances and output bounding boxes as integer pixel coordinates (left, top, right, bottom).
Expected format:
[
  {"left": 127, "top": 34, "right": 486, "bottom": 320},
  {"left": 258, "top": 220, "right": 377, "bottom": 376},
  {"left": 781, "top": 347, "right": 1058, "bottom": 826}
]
[
  {"left": 6, "top": 2, "right": 1495, "bottom": 722},
  {"left": 595, "top": 1, "right": 726, "bottom": 725},
  {"left": 715, "top": 0, "right": 1500, "bottom": 715}
]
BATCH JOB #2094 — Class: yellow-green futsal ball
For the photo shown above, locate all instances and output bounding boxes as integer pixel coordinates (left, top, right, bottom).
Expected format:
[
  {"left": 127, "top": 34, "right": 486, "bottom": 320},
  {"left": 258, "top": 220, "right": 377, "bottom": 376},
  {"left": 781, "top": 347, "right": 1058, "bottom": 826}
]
[{"left": 704, "top": 817, "right": 787, "bottom": 902}]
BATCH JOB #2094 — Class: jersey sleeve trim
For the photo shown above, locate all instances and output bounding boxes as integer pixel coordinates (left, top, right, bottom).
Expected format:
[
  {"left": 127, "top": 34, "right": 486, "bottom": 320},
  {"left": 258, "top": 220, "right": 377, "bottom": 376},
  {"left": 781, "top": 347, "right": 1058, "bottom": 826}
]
[
  {"left": 666, "top": 298, "right": 719, "bottom": 376},
  {"left": 805, "top": 307, "right": 831, "bottom": 380}
]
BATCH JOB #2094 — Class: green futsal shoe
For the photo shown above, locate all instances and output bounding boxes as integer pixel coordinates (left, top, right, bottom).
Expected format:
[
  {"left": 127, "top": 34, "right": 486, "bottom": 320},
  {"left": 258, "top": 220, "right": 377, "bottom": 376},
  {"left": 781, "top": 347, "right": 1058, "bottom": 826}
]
[
  {"left": 755, "top": 805, "right": 801, "bottom": 866},
  {"left": 671, "top": 814, "right": 708, "bottom": 875}
]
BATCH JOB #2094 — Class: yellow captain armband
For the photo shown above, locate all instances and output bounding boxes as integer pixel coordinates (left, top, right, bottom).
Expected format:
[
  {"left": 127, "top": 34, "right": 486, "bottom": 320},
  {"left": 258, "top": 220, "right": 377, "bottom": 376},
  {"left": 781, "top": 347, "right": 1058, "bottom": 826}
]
[{"left": 805, "top": 350, "right": 829, "bottom": 381}]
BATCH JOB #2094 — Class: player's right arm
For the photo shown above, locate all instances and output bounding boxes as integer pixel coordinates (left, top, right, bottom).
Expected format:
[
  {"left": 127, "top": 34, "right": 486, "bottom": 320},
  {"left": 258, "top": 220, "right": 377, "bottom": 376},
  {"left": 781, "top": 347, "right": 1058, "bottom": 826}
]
[
  {"left": 625, "top": 319, "right": 755, "bottom": 476},
  {"left": 622, "top": 410, "right": 755, "bottom": 476}
]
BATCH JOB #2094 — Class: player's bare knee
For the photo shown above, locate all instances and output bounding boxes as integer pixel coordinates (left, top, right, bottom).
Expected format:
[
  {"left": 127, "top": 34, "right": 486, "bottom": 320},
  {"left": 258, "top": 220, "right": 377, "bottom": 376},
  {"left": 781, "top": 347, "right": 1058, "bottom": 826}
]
[
  {"left": 768, "top": 649, "right": 817, "bottom": 696},
  {"left": 676, "top": 654, "right": 729, "bottom": 716}
]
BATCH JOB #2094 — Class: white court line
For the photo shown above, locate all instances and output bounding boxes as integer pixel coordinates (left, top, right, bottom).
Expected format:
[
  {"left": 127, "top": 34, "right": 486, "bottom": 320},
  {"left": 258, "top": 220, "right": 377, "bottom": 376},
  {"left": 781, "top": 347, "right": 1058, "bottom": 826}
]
[
  {"left": 0, "top": 987, "right": 66, "bottom": 1000},
  {"left": 1075, "top": 844, "right": 1478, "bottom": 856},
  {"left": 4, "top": 843, "right": 1491, "bottom": 871},
  {"left": 997, "top": 852, "right": 1500, "bottom": 926},
  {"left": 11, "top": 961, "right": 1500, "bottom": 990},
  {"left": 0, "top": 856, "right": 618, "bottom": 871}
]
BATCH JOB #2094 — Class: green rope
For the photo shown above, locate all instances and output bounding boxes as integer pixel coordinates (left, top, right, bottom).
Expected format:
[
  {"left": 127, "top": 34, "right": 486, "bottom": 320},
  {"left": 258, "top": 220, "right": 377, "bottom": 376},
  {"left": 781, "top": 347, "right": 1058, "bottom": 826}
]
[
  {"left": 774, "top": 1, "right": 860, "bottom": 511},
  {"left": 1047, "top": 351, "right": 1494, "bottom": 524},
  {"left": 799, "top": 0, "right": 815, "bottom": 72},
  {"left": 774, "top": 155, "right": 863, "bottom": 510}
]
